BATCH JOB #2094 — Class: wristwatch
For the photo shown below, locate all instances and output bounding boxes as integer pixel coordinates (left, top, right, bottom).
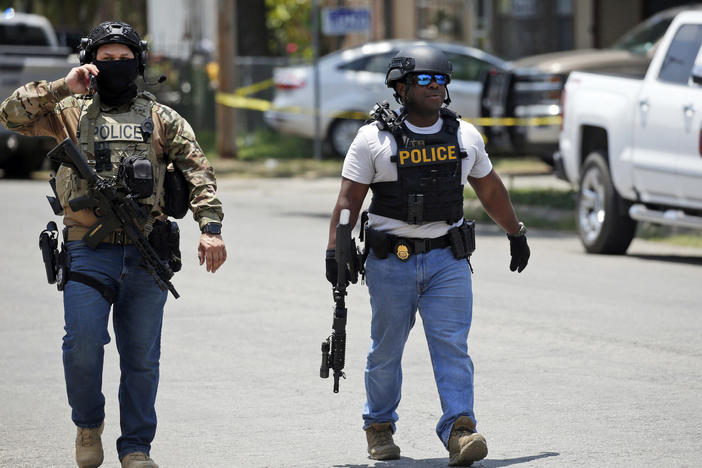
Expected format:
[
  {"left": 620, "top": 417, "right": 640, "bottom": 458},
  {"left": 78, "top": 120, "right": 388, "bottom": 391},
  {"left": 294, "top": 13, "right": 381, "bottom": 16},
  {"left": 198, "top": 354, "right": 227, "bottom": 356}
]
[
  {"left": 201, "top": 223, "right": 222, "bottom": 235},
  {"left": 507, "top": 222, "right": 527, "bottom": 239}
]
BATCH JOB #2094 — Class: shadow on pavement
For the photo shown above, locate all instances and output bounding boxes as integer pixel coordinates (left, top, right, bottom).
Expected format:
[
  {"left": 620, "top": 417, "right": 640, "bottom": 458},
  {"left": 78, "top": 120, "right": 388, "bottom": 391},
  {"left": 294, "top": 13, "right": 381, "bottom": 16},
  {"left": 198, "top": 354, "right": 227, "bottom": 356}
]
[
  {"left": 334, "top": 451, "right": 560, "bottom": 468},
  {"left": 629, "top": 254, "right": 702, "bottom": 266},
  {"left": 481, "top": 451, "right": 560, "bottom": 467}
]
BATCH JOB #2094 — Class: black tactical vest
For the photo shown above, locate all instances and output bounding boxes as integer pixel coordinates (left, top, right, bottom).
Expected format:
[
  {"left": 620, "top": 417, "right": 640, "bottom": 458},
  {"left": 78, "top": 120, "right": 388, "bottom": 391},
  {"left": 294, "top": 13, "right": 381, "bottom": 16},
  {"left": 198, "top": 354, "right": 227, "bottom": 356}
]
[{"left": 369, "top": 107, "right": 467, "bottom": 224}]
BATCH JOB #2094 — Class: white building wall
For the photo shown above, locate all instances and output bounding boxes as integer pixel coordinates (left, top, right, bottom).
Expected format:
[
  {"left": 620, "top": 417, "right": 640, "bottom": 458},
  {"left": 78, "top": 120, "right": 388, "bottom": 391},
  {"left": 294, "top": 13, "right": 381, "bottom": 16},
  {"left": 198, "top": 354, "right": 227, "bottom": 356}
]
[{"left": 147, "top": 0, "right": 217, "bottom": 59}]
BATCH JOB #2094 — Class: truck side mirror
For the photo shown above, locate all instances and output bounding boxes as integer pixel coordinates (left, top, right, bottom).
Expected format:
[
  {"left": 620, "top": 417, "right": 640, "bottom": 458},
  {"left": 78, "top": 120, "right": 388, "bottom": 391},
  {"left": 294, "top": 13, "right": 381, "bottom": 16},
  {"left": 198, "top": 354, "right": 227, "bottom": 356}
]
[{"left": 692, "top": 64, "right": 702, "bottom": 85}]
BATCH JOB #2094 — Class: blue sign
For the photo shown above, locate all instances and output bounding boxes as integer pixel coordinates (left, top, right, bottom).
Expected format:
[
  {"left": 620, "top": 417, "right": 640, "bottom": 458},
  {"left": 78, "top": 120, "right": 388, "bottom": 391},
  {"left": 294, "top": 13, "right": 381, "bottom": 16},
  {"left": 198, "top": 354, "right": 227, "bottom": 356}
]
[{"left": 322, "top": 8, "right": 371, "bottom": 36}]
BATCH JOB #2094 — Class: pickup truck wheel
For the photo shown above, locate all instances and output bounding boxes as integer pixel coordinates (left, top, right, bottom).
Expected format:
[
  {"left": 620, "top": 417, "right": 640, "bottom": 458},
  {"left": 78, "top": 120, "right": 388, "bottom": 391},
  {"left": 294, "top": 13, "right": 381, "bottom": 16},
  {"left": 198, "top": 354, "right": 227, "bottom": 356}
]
[
  {"left": 576, "top": 151, "right": 636, "bottom": 254},
  {"left": 328, "top": 118, "right": 363, "bottom": 157}
]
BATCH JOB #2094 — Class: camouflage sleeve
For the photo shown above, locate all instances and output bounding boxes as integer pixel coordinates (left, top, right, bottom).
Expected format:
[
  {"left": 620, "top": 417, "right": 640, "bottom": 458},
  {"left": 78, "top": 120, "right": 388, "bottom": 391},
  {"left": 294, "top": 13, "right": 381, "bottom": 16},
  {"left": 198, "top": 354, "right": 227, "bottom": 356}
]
[
  {"left": 156, "top": 103, "right": 224, "bottom": 229},
  {"left": 0, "top": 78, "right": 72, "bottom": 138}
]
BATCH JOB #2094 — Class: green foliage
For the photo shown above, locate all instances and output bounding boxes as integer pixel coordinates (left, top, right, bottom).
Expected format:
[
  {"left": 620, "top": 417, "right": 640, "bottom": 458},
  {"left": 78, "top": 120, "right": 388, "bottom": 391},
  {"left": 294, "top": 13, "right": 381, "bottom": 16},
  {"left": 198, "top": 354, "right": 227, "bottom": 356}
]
[
  {"left": 266, "top": 0, "right": 313, "bottom": 60},
  {"left": 236, "top": 128, "right": 313, "bottom": 160}
]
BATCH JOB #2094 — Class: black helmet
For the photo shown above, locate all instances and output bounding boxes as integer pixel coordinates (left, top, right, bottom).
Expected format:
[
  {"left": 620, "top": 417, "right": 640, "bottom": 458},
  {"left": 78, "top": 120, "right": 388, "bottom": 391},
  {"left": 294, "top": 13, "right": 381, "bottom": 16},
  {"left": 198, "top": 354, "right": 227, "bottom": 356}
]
[
  {"left": 385, "top": 45, "right": 452, "bottom": 88},
  {"left": 80, "top": 21, "right": 147, "bottom": 74}
]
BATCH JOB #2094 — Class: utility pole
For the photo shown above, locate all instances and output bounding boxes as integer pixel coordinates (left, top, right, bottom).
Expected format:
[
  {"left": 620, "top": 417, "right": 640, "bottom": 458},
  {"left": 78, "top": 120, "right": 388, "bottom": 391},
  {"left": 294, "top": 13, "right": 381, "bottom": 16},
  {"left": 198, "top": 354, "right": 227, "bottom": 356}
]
[
  {"left": 312, "top": 0, "right": 321, "bottom": 161},
  {"left": 216, "top": 0, "right": 238, "bottom": 159}
]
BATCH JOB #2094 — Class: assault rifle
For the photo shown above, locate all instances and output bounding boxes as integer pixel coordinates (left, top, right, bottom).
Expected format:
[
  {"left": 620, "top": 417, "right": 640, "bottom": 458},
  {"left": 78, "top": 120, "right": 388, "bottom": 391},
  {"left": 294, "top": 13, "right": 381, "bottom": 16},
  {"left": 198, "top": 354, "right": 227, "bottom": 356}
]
[
  {"left": 370, "top": 101, "right": 406, "bottom": 137},
  {"left": 47, "top": 137, "right": 179, "bottom": 299},
  {"left": 320, "top": 208, "right": 362, "bottom": 393}
]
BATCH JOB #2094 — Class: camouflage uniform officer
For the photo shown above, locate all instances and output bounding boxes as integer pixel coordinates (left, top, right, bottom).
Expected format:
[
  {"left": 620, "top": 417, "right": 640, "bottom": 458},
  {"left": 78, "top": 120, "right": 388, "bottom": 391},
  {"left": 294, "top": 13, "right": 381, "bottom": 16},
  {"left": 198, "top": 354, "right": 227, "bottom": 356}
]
[
  {"left": 0, "top": 21, "right": 226, "bottom": 468},
  {"left": 326, "top": 45, "right": 530, "bottom": 466}
]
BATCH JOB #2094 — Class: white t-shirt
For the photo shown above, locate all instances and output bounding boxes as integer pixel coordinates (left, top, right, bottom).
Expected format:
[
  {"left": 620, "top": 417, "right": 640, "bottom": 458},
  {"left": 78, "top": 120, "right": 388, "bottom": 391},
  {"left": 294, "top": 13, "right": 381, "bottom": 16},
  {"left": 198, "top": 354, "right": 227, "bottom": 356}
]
[{"left": 342, "top": 116, "right": 493, "bottom": 238}]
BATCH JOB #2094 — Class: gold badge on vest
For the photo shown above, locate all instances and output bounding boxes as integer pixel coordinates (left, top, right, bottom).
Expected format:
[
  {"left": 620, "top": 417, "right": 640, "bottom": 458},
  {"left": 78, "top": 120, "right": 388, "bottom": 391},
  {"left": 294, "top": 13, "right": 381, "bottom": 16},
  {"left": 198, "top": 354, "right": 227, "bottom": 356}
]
[
  {"left": 93, "top": 123, "right": 144, "bottom": 142},
  {"left": 397, "top": 144, "right": 459, "bottom": 168}
]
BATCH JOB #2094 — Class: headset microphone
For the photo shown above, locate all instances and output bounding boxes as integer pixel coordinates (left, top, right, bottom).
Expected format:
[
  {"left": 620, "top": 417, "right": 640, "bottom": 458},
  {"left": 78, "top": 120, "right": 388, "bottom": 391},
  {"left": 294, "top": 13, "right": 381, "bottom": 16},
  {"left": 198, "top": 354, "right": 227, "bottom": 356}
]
[{"left": 145, "top": 74, "right": 167, "bottom": 86}]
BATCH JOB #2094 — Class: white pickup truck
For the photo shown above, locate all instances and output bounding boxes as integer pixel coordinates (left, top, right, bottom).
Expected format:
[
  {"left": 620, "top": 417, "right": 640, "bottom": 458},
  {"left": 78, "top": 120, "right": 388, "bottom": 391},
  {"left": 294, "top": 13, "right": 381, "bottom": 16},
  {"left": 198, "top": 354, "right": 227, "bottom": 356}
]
[
  {"left": 0, "top": 11, "right": 76, "bottom": 176},
  {"left": 556, "top": 10, "right": 702, "bottom": 254}
]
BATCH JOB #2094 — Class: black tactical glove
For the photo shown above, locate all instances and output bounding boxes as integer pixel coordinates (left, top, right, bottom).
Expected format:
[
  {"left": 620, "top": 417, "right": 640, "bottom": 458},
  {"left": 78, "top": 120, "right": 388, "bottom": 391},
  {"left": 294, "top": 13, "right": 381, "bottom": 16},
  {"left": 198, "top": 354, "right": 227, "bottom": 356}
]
[
  {"left": 507, "top": 224, "right": 530, "bottom": 273},
  {"left": 325, "top": 249, "right": 339, "bottom": 286}
]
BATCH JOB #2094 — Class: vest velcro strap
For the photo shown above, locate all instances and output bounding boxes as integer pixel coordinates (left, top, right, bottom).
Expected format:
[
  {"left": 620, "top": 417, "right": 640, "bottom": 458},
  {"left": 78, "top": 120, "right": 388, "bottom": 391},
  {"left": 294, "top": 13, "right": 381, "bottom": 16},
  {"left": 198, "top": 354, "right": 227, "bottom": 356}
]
[{"left": 407, "top": 193, "right": 424, "bottom": 224}]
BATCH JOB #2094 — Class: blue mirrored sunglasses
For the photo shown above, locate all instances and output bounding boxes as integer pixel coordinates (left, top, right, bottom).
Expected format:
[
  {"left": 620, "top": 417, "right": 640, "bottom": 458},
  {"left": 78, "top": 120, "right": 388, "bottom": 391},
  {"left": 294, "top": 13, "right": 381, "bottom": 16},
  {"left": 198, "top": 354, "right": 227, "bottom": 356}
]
[{"left": 413, "top": 73, "right": 449, "bottom": 86}]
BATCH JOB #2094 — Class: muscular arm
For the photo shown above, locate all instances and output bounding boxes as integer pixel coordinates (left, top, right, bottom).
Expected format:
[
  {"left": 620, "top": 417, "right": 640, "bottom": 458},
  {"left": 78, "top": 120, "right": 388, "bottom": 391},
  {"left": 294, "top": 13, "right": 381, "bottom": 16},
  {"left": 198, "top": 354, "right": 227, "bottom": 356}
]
[
  {"left": 468, "top": 169, "right": 522, "bottom": 235},
  {"left": 326, "top": 177, "right": 369, "bottom": 250}
]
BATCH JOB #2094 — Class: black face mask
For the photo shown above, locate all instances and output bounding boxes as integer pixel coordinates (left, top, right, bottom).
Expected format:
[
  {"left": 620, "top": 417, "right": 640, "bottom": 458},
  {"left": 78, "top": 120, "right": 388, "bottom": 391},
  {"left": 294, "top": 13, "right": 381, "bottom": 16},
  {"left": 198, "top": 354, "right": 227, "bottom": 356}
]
[{"left": 94, "top": 58, "right": 139, "bottom": 107}]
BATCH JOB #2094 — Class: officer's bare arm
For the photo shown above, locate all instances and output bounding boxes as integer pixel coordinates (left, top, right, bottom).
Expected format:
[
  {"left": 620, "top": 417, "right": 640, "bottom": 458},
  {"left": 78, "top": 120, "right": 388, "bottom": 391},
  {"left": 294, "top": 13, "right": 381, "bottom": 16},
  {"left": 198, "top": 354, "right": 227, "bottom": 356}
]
[
  {"left": 327, "top": 177, "right": 369, "bottom": 250},
  {"left": 468, "top": 169, "right": 521, "bottom": 235}
]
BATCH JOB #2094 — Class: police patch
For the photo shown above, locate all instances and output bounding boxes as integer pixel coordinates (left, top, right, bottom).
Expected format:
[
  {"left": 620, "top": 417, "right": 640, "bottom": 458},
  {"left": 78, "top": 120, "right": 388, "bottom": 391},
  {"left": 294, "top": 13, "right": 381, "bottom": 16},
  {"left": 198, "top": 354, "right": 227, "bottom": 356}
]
[
  {"left": 397, "top": 144, "right": 459, "bottom": 167},
  {"left": 93, "top": 123, "right": 144, "bottom": 142}
]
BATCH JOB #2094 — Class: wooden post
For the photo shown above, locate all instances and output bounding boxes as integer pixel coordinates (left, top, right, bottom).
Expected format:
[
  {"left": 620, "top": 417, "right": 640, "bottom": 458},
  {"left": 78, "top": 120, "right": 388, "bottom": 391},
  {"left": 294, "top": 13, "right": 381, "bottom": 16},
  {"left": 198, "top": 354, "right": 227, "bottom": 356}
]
[{"left": 216, "top": 0, "right": 238, "bottom": 159}]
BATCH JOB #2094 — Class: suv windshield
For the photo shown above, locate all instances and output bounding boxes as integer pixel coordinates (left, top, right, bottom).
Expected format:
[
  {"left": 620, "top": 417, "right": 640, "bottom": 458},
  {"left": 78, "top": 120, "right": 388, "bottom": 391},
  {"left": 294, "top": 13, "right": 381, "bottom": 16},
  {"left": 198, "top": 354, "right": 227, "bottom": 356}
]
[{"left": 611, "top": 16, "right": 673, "bottom": 54}]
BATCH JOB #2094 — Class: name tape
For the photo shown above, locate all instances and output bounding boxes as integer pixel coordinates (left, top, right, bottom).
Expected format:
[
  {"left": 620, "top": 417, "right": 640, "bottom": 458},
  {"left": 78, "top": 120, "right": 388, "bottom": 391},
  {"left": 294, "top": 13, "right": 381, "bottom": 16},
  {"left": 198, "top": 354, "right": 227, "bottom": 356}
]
[
  {"left": 398, "top": 144, "right": 458, "bottom": 167},
  {"left": 94, "top": 123, "right": 143, "bottom": 142}
]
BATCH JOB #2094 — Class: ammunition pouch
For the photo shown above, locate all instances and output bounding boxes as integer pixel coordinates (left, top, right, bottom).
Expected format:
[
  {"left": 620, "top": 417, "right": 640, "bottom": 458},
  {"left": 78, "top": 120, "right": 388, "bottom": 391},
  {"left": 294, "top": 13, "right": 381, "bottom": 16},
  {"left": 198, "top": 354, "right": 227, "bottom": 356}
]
[
  {"left": 118, "top": 155, "right": 154, "bottom": 199},
  {"left": 148, "top": 219, "right": 182, "bottom": 272},
  {"left": 163, "top": 164, "right": 189, "bottom": 219},
  {"left": 364, "top": 227, "right": 390, "bottom": 259},
  {"left": 447, "top": 220, "right": 475, "bottom": 260}
]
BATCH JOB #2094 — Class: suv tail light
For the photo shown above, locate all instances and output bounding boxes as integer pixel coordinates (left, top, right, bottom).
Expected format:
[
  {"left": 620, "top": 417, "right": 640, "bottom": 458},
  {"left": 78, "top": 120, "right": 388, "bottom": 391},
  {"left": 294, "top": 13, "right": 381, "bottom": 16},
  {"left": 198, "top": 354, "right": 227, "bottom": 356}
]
[
  {"left": 275, "top": 80, "right": 306, "bottom": 90},
  {"left": 273, "top": 70, "right": 307, "bottom": 90}
]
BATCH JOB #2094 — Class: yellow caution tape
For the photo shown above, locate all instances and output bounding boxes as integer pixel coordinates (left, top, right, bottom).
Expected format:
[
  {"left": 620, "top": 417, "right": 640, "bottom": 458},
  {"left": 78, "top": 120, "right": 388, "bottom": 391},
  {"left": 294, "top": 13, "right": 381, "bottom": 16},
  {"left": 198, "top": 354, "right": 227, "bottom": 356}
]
[
  {"left": 234, "top": 78, "right": 274, "bottom": 97},
  {"left": 216, "top": 90, "right": 562, "bottom": 127},
  {"left": 464, "top": 116, "right": 562, "bottom": 126},
  {"left": 216, "top": 93, "right": 271, "bottom": 112}
]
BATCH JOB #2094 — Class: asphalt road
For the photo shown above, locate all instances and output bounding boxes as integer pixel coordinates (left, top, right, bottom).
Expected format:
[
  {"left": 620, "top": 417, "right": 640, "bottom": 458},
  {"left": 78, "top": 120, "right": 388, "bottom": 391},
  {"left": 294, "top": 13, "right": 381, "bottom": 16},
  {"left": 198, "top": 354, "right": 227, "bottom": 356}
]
[{"left": 1, "top": 176, "right": 701, "bottom": 468}]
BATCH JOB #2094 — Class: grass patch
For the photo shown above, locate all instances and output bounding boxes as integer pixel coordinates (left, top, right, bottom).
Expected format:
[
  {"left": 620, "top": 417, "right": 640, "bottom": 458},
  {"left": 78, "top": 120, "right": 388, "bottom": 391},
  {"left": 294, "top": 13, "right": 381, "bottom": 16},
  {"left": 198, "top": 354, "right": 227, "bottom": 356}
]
[
  {"left": 202, "top": 129, "right": 315, "bottom": 162},
  {"left": 198, "top": 130, "right": 216, "bottom": 157},
  {"left": 464, "top": 187, "right": 576, "bottom": 231},
  {"left": 637, "top": 223, "right": 702, "bottom": 248},
  {"left": 237, "top": 129, "right": 314, "bottom": 161},
  {"left": 209, "top": 128, "right": 340, "bottom": 177},
  {"left": 213, "top": 158, "right": 342, "bottom": 178},
  {"left": 465, "top": 187, "right": 576, "bottom": 210},
  {"left": 491, "top": 156, "right": 553, "bottom": 175}
]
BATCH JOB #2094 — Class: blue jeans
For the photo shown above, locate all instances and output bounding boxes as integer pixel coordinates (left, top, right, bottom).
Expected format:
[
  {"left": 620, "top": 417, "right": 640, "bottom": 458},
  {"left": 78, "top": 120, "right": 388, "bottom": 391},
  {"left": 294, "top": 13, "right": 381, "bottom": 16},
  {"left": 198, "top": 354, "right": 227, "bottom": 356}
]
[
  {"left": 362, "top": 246, "right": 475, "bottom": 447},
  {"left": 62, "top": 241, "right": 167, "bottom": 459}
]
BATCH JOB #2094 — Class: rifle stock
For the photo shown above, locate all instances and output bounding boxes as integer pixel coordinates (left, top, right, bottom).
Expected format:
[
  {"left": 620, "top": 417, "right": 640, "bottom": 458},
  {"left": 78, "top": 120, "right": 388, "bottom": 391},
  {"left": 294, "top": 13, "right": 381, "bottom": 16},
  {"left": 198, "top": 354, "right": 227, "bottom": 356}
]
[{"left": 48, "top": 138, "right": 99, "bottom": 184}]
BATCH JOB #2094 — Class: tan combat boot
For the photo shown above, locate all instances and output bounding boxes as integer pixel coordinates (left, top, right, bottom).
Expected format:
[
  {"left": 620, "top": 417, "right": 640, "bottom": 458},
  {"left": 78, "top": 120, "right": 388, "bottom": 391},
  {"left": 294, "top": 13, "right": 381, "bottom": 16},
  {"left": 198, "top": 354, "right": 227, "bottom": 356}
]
[
  {"left": 120, "top": 452, "right": 159, "bottom": 468},
  {"left": 75, "top": 422, "right": 104, "bottom": 468},
  {"left": 447, "top": 416, "right": 488, "bottom": 466},
  {"left": 365, "top": 422, "right": 401, "bottom": 460}
]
